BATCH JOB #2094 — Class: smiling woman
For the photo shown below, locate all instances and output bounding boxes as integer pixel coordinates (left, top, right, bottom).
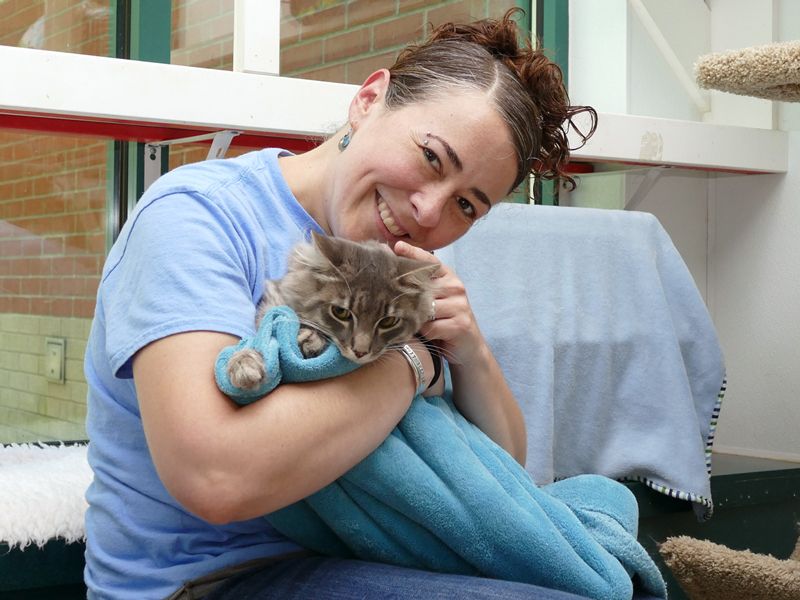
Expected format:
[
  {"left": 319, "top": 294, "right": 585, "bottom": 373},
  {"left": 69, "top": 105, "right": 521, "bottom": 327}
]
[
  {"left": 295, "top": 83, "right": 518, "bottom": 249},
  {"left": 83, "top": 8, "right": 602, "bottom": 600}
]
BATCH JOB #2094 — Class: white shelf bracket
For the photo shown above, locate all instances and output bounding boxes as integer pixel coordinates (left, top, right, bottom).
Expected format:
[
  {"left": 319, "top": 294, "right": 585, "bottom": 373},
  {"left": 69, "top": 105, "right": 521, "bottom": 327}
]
[
  {"left": 143, "top": 130, "right": 242, "bottom": 191},
  {"left": 627, "top": 0, "right": 710, "bottom": 114},
  {"left": 625, "top": 166, "right": 668, "bottom": 211}
]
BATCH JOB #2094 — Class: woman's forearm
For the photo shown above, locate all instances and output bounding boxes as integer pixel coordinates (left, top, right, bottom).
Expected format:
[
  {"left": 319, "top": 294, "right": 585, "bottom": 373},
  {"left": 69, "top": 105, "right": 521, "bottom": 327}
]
[
  {"left": 134, "top": 332, "right": 431, "bottom": 524},
  {"left": 449, "top": 342, "right": 527, "bottom": 465}
]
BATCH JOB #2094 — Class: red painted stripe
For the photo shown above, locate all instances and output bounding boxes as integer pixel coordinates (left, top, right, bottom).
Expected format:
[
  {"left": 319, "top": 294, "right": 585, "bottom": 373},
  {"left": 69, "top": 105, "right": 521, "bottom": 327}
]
[{"left": 0, "top": 111, "right": 321, "bottom": 153}]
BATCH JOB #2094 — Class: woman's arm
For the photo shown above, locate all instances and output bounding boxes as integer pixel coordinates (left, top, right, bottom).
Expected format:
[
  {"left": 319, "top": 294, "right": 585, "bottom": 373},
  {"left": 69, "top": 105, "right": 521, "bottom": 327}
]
[
  {"left": 133, "top": 331, "right": 434, "bottom": 524},
  {"left": 393, "top": 241, "right": 527, "bottom": 465}
]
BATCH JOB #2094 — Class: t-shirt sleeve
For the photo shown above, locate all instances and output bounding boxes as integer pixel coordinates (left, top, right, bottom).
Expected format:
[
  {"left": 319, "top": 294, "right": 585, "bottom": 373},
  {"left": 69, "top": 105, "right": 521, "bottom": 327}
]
[{"left": 101, "top": 190, "right": 260, "bottom": 379}]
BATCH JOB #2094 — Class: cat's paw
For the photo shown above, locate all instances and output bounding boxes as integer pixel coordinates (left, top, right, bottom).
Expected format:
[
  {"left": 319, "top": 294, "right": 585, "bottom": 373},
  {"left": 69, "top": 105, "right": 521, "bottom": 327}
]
[
  {"left": 227, "top": 348, "right": 266, "bottom": 390},
  {"left": 297, "top": 327, "right": 327, "bottom": 358}
]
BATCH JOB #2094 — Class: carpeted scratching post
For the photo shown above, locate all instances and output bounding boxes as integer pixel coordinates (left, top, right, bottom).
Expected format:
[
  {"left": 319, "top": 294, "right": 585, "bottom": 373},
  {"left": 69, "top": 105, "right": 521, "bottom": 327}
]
[
  {"left": 659, "top": 533, "right": 800, "bottom": 600},
  {"left": 695, "top": 41, "right": 800, "bottom": 102}
]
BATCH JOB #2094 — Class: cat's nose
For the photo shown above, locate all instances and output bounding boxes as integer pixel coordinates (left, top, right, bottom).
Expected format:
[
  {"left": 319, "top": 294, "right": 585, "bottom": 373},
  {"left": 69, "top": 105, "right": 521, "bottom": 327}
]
[{"left": 354, "top": 350, "right": 367, "bottom": 359}]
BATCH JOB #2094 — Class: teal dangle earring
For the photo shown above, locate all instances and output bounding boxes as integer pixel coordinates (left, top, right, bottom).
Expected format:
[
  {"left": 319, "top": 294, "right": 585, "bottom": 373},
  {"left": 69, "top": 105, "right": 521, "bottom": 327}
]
[{"left": 338, "top": 128, "right": 352, "bottom": 151}]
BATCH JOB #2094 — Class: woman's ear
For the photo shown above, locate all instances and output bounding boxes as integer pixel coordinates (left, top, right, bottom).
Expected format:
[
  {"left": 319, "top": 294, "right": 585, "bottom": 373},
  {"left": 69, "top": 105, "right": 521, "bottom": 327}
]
[{"left": 348, "top": 69, "right": 390, "bottom": 129}]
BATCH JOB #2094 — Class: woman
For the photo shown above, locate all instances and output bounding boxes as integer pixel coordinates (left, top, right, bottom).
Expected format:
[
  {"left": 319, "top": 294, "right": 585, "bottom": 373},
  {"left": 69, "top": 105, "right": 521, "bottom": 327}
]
[{"left": 84, "top": 9, "right": 597, "bottom": 599}]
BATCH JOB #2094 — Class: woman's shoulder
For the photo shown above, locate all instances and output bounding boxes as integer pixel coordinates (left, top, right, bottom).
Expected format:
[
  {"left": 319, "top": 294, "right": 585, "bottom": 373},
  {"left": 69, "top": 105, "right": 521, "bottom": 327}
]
[{"left": 151, "top": 147, "right": 282, "bottom": 199}]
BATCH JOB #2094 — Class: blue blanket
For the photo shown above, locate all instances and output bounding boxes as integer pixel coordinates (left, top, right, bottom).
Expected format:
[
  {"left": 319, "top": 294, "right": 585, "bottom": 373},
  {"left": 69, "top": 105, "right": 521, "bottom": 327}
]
[
  {"left": 215, "top": 306, "right": 666, "bottom": 600},
  {"left": 436, "top": 204, "right": 726, "bottom": 521}
]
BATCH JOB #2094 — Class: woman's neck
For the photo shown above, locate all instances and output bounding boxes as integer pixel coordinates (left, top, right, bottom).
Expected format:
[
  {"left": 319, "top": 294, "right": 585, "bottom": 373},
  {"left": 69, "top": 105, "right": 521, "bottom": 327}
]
[{"left": 277, "top": 139, "right": 338, "bottom": 234}]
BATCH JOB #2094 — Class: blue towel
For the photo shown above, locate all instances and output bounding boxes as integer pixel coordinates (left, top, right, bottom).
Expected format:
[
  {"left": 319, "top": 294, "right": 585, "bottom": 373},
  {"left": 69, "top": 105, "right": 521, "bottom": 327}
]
[
  {"left": 436, "top": 204, "right": 726, "bottom": 520},
  {"left": 215, "top": 307, "right": 667, "bottom": 600},
  {"left": 215, "top": 305, "right": 359, "bottom": 403}
]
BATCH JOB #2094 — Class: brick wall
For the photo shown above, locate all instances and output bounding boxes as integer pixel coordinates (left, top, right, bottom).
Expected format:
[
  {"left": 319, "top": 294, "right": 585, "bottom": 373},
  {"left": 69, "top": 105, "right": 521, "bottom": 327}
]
[
  {"left": 1, "top": 1, "right": 109, "bottom": 442},
  {"left": 0, "top": 130, "right": 107, "bottom": 442},
  {"left": 281, "top": 0, "right": 521, "bottom": 84}
]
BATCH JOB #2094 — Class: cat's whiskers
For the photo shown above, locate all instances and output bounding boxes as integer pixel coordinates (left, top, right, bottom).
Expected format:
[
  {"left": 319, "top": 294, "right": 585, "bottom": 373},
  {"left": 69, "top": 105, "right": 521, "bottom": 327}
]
[
  {"left": 389, "top": 289, "right": 418, "bottom": 304},
  {"left": 393, "top": 264, "right": 438, "bottom": 281}
]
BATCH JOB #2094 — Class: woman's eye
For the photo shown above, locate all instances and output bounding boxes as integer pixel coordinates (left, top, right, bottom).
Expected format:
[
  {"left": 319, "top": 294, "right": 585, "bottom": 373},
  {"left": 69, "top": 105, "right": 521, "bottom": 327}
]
[
  {"left": 422, "top": 147, "right": 440, "bottom": 170},
  {"left": 330, "top": 306, "right": 352, "bottom": 321},
  {"left": 457, "top": 197, "right": 476, "bottom": 219},
  {"left": 378, "top": 316, "right": 400, "bottom": 329}
]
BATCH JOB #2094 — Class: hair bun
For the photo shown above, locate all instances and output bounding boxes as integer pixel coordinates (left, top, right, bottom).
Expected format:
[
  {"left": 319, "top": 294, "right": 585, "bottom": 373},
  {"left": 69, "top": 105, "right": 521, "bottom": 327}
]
[{"left": 389, "top": 9, "right": 597, "bottom": 192}]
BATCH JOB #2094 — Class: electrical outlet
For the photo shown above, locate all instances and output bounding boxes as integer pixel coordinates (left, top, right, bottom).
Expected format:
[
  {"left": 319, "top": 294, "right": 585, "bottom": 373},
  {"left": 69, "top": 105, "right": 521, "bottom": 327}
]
[{"left": 44, "top": 337, "right": 66, "bottom": 384}]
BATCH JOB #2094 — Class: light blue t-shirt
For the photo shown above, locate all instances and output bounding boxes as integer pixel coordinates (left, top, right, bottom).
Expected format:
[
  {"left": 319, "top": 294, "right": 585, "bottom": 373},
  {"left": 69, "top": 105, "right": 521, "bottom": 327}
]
[{"left": 84, "top": 149, "right": 320, "bottom": 599}]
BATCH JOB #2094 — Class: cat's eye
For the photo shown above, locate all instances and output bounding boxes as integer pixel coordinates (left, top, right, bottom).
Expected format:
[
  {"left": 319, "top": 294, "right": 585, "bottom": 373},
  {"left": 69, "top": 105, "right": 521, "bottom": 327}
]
[
  {"left": 378, "top": 316, "right": 401, "bottom": 330},
  {"left": 330, "top": 305, "right": 352, "bottom": 321}
]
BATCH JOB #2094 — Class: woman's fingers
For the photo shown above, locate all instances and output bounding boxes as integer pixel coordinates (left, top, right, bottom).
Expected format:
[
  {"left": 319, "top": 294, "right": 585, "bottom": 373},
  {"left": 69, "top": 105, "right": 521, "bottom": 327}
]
[{"left": 391, "top": 242, "right": 484, "bottom": 366}]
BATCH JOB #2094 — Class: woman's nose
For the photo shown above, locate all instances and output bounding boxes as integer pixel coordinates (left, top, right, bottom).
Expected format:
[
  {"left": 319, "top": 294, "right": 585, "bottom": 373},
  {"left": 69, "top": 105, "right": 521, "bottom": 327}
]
[{"left": 410, "top": 186, "right": 448, "bottom": 228}]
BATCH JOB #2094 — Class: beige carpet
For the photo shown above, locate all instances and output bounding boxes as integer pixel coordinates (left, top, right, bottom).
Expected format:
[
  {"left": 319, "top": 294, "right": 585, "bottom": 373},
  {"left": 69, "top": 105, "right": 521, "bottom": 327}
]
[
  {"left": 695, "top": 41, "right": 800, "bottom": 102},
  {"left": 659, "top": 534, "right": 800, "bottom": 600}
]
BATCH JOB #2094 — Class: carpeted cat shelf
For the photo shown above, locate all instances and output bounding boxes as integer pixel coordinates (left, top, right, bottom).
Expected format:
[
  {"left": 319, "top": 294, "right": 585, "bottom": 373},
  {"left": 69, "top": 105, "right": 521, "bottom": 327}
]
[
  {"left": 658, "top": 532, "right": 800, "bottom": 600},
  {"left": 695, "top": 40, "right": 800, "bottom": 102}
]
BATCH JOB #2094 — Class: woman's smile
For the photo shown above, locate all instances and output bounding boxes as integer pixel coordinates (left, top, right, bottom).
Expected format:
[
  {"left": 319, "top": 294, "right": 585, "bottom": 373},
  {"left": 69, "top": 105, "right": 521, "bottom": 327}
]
[{"left": 377, "top": 194, "right": 408, "bottom": 238}]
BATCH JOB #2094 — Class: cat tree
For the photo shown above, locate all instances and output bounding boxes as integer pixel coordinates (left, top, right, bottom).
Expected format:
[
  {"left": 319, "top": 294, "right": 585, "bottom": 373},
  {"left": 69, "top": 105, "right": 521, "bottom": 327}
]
[{"left": 695, "top": 40, "right": 800, "bottom": 102}]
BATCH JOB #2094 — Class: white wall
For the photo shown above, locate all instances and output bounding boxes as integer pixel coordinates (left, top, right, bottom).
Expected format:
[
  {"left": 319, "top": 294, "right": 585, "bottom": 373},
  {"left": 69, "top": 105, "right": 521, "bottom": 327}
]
[
  {"left": 709, "top": 135, "right": 800, "bottom": 461},
  {"left": 569, "top": 0, "right": 709, "bottom": 121},
  {"left": 568, "top": 0, "right": 800, "bottom": 461}
]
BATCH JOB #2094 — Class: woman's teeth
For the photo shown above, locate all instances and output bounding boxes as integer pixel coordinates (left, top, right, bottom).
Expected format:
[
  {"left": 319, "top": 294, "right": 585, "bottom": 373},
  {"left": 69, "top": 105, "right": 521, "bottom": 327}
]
[{"left": 377, "top": 197, "right": 407, "bottom": 237}]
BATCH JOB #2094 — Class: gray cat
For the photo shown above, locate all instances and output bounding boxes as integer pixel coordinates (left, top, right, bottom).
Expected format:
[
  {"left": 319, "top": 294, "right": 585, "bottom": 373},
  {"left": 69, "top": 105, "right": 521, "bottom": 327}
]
[{"left": 227, "top": 232, "right": 438, "bottom": 390}]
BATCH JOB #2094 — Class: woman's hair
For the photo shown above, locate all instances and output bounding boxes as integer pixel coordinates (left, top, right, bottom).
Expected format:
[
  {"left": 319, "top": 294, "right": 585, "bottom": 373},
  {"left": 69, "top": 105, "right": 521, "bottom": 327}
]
[{"left": 385, "top": 8, "right": 597, "bottom": 193}]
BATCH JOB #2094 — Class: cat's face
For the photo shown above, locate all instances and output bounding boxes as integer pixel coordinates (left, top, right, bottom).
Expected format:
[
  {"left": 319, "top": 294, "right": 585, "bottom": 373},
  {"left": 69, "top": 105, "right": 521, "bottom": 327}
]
[{"left": 277, "top": 233, "right": 436, "bottom": 365}]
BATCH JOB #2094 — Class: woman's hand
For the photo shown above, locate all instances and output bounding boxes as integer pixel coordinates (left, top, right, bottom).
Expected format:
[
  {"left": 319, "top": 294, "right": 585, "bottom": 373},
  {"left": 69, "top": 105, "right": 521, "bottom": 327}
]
[
  {"left": 393, "top": 240, "right": 527, "bottom": 464},
  {"left": 393, "top": 240, "right": 483, "bottom": 368}
]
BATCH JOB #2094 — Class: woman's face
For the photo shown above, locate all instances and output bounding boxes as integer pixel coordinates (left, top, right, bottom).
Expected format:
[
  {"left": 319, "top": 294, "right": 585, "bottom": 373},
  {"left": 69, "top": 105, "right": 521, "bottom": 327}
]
[{"left": 324, "top": 83, "right": 518, "bottom": 251}]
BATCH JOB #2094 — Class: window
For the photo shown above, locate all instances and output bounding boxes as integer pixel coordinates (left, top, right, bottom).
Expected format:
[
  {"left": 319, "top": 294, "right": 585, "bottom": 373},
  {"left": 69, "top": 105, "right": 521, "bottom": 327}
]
[
  {"left": 0, "top": 0, "right": 111, "bottom": 57},
  {"left": 0, "top": 1, "right": 535, "bottom": 443},
  {"left": 281, "top": 0, "right": 525, "bottom": 84},
  {"left": 0, "top": 130, "right": 108, "bottom": 443}
]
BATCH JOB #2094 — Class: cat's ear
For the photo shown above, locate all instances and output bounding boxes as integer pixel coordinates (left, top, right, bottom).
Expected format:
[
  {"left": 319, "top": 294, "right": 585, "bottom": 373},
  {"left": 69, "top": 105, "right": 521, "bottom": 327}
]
[
  {"left": 291, "top": 233, "right": 332, "bottom": 273},
  {"left": 396, "top": 258, "right": 438, "bottom": 287},
  {"left": 309, "top": 231, "right": 343, "bottom": 265}
]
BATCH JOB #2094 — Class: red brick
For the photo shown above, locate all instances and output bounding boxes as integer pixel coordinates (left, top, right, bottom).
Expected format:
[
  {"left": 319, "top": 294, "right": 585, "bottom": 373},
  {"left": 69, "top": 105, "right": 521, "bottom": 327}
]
[
  {"left": 74, "top": 211, "right": 104, "bottom": 235},
  {"left": 0, "top": 239, "right": 22, "bottom": 256},
  {"left": 74, "top": 298, "right": 96, "bottom": 318},
  {"left": 346, "top": 51, "right": 396, "bottom": 85},
  {"left": 323, "top": 27, "right": 371, "bottom": 63},
  {"left": 65, "top": 233, "right": 104, "bottom": 255},
  {"left": 51, "top": 256, "right": 76, "bottom": 276},
  {"left": 287, "top": 0, "right": 337, "bottom": 17},
  {"left": 20, "top": 238, "right": 42, "bottom": 256},
  {"left": 0, "top": 277, "right": 21, "bottom": 295},
  {"left": 297, "top": 63, "right": 348, "bottom": 84},
  {"left": 280, "top": 4, "right": 302, "bottom": 45},
  {"left": 20, "top": 278, "right": 42, "bottom": 295},
  {"left": 282, "top": 39, "right": 324, "bottom": 73},
  {"left": 398, "top": 0, "right": 437, "bottom": 13},
  {"left": 346, "top": 0, "right": 395, "bottom": 28},
  {"left": 488, "top": 0, "right": 522, "bottom": 19},
  {"left": 296, "top": 4, "right": 346, "bottom": 40},
  {"left": 10, "top": 296, "right": 31, "bottom": 314},
  {"left": 374, "top": 13, "right": 425, "bottom": 50},
  {"left": 208, "top": 14, "right": 234, "bottom": 40},
  {"left": 426, "top": 1, "right": 484, "bottom": 28}
]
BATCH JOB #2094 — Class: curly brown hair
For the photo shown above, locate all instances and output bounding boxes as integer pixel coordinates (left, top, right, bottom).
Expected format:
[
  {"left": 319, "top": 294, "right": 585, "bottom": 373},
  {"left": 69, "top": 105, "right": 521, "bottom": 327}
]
[{"left": 385, "top": 8, "right": 596, "bottom": 193}]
